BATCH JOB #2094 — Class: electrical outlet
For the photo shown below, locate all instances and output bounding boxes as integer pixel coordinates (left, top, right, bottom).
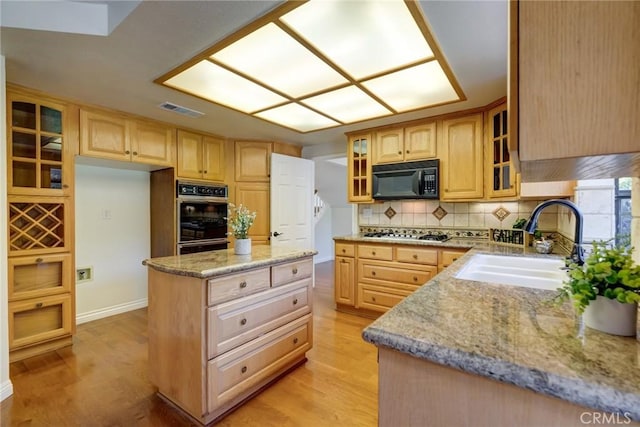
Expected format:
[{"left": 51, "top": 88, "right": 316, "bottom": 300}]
[{"left": 77, "top": 267, "right": 93, "bottom": 283}]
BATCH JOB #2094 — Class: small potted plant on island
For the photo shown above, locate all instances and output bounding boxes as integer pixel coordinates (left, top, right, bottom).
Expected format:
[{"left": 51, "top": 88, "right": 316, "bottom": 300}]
[
  {"left": 227, "top": 203, "right": 257, "bottom": 255},
  {"left": 559, "top": 238, "right": 640, "bottom": 336}
]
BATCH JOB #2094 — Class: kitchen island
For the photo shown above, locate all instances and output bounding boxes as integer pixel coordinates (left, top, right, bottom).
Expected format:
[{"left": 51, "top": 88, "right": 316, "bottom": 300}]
[
  {"left": 362, "top": 248, "right": 640, "bottom": 426},
  {"left": 143, "top": 246, "right": 316, "bottom": 425}
]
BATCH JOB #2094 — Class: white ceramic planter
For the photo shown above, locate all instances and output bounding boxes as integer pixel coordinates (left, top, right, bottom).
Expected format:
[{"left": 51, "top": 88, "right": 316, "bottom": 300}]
[
  {"left": 234, "top": 238, "right": 252, "bottom": 255},
  {"left": 583, "top": 296, "right": 638, "bottom": 336}
]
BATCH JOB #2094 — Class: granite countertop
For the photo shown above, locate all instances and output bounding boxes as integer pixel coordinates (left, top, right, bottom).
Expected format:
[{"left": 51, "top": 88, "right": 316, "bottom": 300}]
[
  {"left": 361, "top": 246, "right": 640, "bottom": 420},
  {"left": 142, "top": 246, "right": 317, "bottom": 279}
]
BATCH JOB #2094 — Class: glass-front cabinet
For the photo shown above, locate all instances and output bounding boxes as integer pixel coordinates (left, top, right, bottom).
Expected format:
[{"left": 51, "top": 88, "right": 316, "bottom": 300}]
[
  {"left": 486, "top": 103, "right": 517, "bottom": 198},
  {"left": 348, "top": 133, "right": 372, "bottom": 203},
  {"left": 8, "top": 93, "right": 71, "bottom": 195}
]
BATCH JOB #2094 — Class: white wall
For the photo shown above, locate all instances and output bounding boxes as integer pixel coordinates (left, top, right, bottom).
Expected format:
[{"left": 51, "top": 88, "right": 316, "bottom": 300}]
[
  {"left": 75, "top": 164, "right": 150, "bottom": 323},
  {"left": 1, "top": 54, "right": 14, "bottom": 401},
  {"left": 313, "top": 208, "right": 333, "bottom": 264}
]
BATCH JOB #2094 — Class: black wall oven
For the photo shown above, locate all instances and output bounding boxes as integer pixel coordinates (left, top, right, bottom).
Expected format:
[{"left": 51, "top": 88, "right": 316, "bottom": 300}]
[{"left": 176, "top": 181, "right": 228, "bottom": 255}]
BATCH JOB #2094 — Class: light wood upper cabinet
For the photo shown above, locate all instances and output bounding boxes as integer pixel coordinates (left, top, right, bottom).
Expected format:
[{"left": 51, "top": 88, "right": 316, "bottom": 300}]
[
  {"left": 7, "top": 92, "right": 75, "bottom": 196},
  {"left": 235, "top": 141, "right": 272, "bottom": 182},
  {"left": 177, "top": 130, "right": 225, "bottom": 182},
  {"left": 235, "top": 182, "right": 270, "bottom": 245},
  {"left": 510, "top": 0, "right": 640, "bottom": 180},
  {"left": 485, "top": 103, "right": 517, "bottom": 198},
  {"left": 80, "top": 109, "right": 174, "bottom": 167},
  {"left": 439, "top": 114, "right": 484, "bottom": 200},
  {"left": 373, "top": 123, "right": 436, "bottom": 165},
  {"left": 347, "top": 133, "right": 372, "bottom": 203}
]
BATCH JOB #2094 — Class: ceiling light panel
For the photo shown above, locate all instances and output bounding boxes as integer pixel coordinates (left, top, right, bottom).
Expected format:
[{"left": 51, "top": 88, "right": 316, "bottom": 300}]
[
  {"left": 302, "top": 86, "right": 392, "bottom": 123},
  {"left": 363, "top": 61, "right": 459, "bottom": 112},
  {"left": 281, "top": 1, "right": 433, "bottom": 79},
  {"left": 212, "top": 23, "right": 349, "bottom": 97},
  {"left": 255, "top": 103, "right": 339, "bottom": 132},
  {"left": 164, "top": 60, "right": 287, "bottom": 113}
]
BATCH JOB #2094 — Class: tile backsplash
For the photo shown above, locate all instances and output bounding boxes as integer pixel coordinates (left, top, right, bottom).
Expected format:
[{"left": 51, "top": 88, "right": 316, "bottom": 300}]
[{"left": 359, "top": 199, "right": 558, "bottom": 231}]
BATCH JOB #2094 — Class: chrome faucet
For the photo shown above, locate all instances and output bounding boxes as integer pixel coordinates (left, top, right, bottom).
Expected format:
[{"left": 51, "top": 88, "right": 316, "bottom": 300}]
[{"left": 524, "top": 199, "right": 585, "bottom": 265}]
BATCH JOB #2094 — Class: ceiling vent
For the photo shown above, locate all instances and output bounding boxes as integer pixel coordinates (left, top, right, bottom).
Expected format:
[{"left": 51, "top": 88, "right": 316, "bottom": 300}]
[{"left": 158, "top": 101, "right": 204, "bottom": 118}]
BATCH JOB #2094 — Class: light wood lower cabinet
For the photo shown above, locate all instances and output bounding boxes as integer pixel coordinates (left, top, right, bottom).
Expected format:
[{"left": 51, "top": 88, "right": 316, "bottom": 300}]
[
  {"left": 147, "top": 255, "right": 314, "bottom": 425},
  {"left": 334, "top": 240, "right": 468, "bottom": 316},
  {"left": 8, "top": 293, "right": 73, "bottom": 350}
]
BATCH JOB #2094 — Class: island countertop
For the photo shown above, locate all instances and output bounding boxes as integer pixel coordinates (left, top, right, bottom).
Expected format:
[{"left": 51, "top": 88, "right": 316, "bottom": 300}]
[
  {"left": 360, "top": 246, "right": 640, "bottom": 421},
  {"left": 142, "top": 246, "right": 317, "bottom": 279}
]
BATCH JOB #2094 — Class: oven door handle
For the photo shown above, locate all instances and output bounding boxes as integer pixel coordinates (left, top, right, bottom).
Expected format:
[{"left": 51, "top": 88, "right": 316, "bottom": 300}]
[{"left": 178, "top": 238, "right": 229, "bottom": 247}]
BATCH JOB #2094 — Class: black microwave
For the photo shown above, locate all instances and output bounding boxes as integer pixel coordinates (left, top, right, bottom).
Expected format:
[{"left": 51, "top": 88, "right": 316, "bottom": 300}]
[{"left": 372, "top": 159, "right": 439, "bottom": 200}]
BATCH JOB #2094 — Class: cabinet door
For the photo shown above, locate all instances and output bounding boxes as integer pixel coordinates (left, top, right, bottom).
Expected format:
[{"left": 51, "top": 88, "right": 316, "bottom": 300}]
[
  {"left": 486, "top": 103, "right": 516, "bottom": 198},
  {"left": 373, "top": 129, "right": 404, "bottom": 165},
  {"left": 80, "top": 109, "right": 130, "bottom": 161},
  {"left": 8, "top": 93, "right": 72, "bottom": 196},
  {"left": 235, "top": 141, "right": 272, "bottom": 182},
  {"left": 202, "top": 136, "right": 226, "bottom": 182},
  {"left": 347, "top": 134, "right": 372, "bottom": 202},
  {"left": 439, "top": 114, "right": 484, "bottom": 200},
  {"left": 9, "top": 253, "right": 72, "bottom": 301},
  {"left": 404, "top": 122, "right": 437, "bottom": 161},
  {"left": 235, "top": 182, "right": 270, "bottom": 245},
  {"left": 176, "top": 130, "right": 203, "bottom": 179},
  {"left": 130, "top": 120, "right": 175, "bottom": 166},
  {"left": 9, "top": 293, "right": 73, "bottom": 350},
  {"left": 335, "top": 256, "right": 355, "bottom": 306}
]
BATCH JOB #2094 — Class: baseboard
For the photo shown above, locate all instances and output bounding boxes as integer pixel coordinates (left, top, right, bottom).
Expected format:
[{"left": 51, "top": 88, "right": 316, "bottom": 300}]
[
  {"left": 0, "top": 379, "right": 13, "bottom": 402},
  {"left": 76, "top": 298, "right": 148, "bottom": 325},
  {"left": 314, "top": 255, "right": 333, "bottom": 264}
]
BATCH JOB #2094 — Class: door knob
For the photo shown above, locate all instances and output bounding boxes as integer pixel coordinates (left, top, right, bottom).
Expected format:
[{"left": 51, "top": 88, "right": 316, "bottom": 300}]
[{"left": 273, "top": 231, "right": 283, "bottom": 237}]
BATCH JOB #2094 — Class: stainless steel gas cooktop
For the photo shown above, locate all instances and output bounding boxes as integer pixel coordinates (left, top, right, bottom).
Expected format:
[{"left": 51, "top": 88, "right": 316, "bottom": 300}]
[{"left": 363, "top": 231, "right": 450, "bottom": 242}]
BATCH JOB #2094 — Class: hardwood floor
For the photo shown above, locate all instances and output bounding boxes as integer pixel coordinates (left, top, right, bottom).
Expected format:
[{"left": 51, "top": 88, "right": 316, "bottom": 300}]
[{"left": 1, "top": 261, "right": 378, "bottom": 426}]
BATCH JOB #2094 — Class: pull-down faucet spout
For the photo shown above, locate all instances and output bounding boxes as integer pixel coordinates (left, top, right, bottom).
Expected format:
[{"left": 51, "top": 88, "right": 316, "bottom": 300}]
[{"left": 524, "top": 199, "right": 584, "bottom": 265}]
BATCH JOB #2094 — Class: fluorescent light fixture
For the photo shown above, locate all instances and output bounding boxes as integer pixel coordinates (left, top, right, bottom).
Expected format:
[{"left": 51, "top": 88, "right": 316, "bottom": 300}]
[
  {"left": 255, "top": 103, "right": 339, "bottom": 132},
  {"left": 212, "top": 23, "right": 349, "bottom": 97},
  {"left": 363, "top": 61, "right": 459, "bottom": 112},
  {"left": 156, "top": 1, "right": 464, "bottom": 132},
  {"left": 281, "top": 0, "right": 433, "bottom": 79},
  {"left": 302, "top": 86, "right": 392, "bottom": 123}
]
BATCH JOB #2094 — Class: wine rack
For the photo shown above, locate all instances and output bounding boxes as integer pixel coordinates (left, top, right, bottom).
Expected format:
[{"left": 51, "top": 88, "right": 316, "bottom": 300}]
[{"left": 8, "top": 198, "right": 68, "bottom": 254}]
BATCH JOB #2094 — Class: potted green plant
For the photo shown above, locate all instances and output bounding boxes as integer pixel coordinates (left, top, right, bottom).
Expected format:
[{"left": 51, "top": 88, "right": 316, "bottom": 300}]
[
  {"left": 559, "top": 238, "right": 640, "bottom": 336},
  {"left": 227, "top": 203, "right": 256, "bottom": 255}
]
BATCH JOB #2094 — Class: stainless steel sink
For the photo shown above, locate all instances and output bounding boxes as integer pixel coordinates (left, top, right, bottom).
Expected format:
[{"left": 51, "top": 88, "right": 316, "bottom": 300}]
[{"left": 454, "top": 254, "right": 567, "bottom": 291}]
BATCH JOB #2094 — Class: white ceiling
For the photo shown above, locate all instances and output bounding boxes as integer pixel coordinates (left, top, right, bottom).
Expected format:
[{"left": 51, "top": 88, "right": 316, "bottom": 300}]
[{"left": 0, "top": 0, "right": 507, "bottom": 153}]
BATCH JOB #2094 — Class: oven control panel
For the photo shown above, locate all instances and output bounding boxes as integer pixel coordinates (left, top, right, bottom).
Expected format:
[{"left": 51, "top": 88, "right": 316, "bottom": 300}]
[{"left": 177, "top": 182, "right": 228, "bottom": 198}]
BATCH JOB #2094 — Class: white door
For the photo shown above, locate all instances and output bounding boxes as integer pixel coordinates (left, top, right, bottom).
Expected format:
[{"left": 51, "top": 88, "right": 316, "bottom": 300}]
[{"left": 270, "top": 153, "right": 314, "bottom": 250}]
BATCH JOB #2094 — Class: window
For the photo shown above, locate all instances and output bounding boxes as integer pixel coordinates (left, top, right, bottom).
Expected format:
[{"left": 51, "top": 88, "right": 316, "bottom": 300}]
[{"left": 615, "top": 178, "right": 632, "bottom": 245}]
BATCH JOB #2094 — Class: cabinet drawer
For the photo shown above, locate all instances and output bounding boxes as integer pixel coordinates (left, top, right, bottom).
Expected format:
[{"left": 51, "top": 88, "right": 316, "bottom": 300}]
[
  {"left": 335, "top": 243, "right": 355, "bottom": 257},
  {"left": 359, "top": 260, "right": 437, "bottom": 287},
  {"left": 208, "top": 279, "right": 311, "bottom": 359},
  {"left": 208, "top": 267, "right": 270, "bottom": 306},
  {"left": 9, "top": 253, "right": 72, "bottom": 301},
  {"left": 440, "top": 250, "right": 467, "bottom": 268},
  {"left": 396, "top": 247, "right": 438, "bottom": 265},
  {"left": 271, "top": 258, "right": 313, "bottom": 287},
  {"left": 357, "top": 245, "right": 393, "bottom": 261},
  {"left": 357, "top": 284, "right": 411, "bottom": 313},
  {"left": 9, "top": 294, "right": 72, "bottom": 349},
  {"left": 208, "top": 313, "right": 312, "bottom": 411}
]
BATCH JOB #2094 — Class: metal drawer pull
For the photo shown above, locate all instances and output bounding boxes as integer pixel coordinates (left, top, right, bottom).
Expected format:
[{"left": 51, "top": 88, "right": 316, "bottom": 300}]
[
  {"left": 239, "top": 281, "right": 247, "bottom": 289},
  {"left": 125, "top": 150, "right": 130, "bottom": 155},
  {"left": 293, "top": 298, "right": 298, "bottom": 305},
  {"left": 342, "top": 249, "right": 346, "bottom": 253},
  {"left": 341, "top": 259, "right": 346, "bottom": 263},
  {"left": 372, "top": 251, "right": 376, "bottom": 256},
  {"left": 371, "top": 296, "right": 376, "bottom": 302},
  {"left": 292, "top": 267, "right": 298, "bottom": 274},
  {"left": 371, "top": 271, "right": 376, "bottom": 276},
  {"left": 293, "top": 337, "right": 299, "bottom": 344},
  {"left": 241, "top": 366, "right": 247, "bottom": 374},
  {"left": 132, "top": 151, "right": 138, "bottom": 156},
  {"left": 36, "top": 302, "right": 43, "bottom": 308},
  {"left": 413, "top": 254, "right": 418, "bottom": 259},
  {"left": 413, "top": 276, "right": 418, "bottom": 282},
  {"left": 35, "top": 257, "right": 43, "bottom": 263},
  {"left": 240, "top": 318, "right": 247, "bottom": 326}
]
